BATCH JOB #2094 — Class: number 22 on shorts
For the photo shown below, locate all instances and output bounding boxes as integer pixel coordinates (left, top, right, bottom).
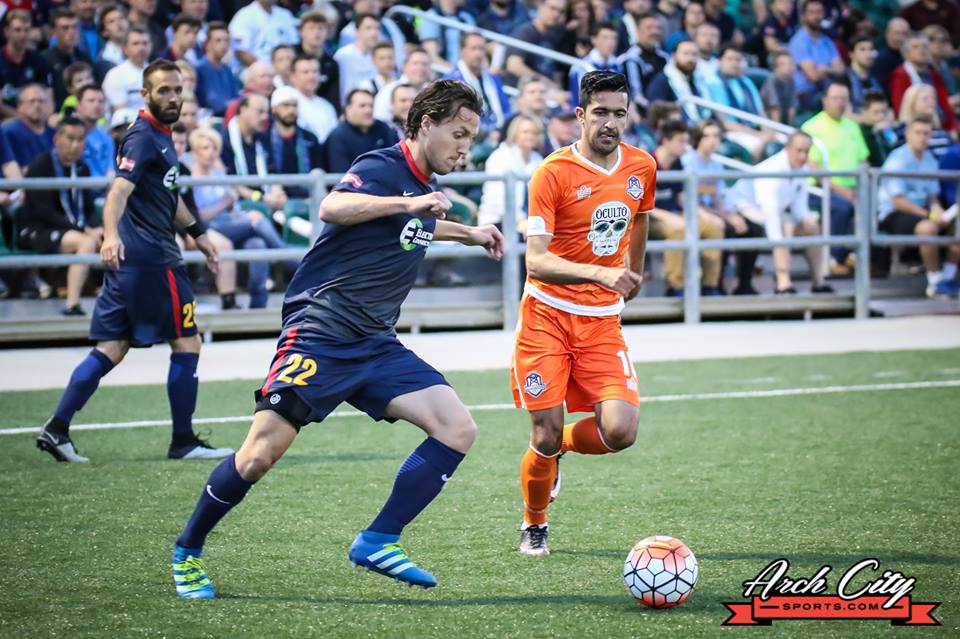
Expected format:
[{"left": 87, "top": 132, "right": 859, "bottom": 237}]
[{"left": 277, "top": 353, "right": 318, "bottom": 385}]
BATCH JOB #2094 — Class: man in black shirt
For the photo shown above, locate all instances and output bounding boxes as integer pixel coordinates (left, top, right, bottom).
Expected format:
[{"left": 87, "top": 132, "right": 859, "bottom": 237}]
[
  {"left": 618, "top": 14, "right": 669, "bottom": 110},
  {"left": 296, "top": 10, "right": 342, "bottom": 114},
  {"left": 19, "top": 117, "right": 100, "bottom": 315},
  {"left": 875, "top": 17, "right": 910, "bottom": 90},
  {"left": 505, "top": 0, "right": 569, "bottom": 87},
  {"left": 324, "top": 88, "right": 399, "bottom": 173},
  {"left": 0, "top": 11, "right": 52, "bottom": 118},
  {"left": 42, "top": 9, "right": 94, "bottom": 109}
]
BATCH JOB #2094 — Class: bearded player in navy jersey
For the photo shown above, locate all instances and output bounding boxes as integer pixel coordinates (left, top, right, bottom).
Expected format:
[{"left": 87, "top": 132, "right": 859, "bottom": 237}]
[
  {"left": 171, "top": 80, "right": 505, "bottom": 597},
  {"left": 35, "top": 59, "right": 232, "bottom": 463}
]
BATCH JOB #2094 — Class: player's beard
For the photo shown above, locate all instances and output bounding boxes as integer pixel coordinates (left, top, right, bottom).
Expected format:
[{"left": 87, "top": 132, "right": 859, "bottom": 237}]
[
  {"left": 148, "top": 97, "right": 183, "bottom": 126},
  {"left": 589, "top": 127, "right": 621, "bottom": 156}
]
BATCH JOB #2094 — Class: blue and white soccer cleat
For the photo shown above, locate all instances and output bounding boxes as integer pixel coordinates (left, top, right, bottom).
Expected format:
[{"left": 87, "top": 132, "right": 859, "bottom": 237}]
[
  {"left": 172, "top": 545, "right": 215, "bottom": 599},
  {"left": 348, "top": 531, "right": 437, "bottom": 588}
]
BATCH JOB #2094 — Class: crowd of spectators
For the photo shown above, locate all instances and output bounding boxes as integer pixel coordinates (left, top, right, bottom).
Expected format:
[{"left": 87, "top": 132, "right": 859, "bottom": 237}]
[{"left": 1, "top": 0, "right": 959, "bottom": 307}]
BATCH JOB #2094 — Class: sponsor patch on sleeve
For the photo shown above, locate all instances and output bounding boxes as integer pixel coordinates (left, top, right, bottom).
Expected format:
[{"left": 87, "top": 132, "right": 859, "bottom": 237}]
[
  {"left": 340, "top": 172, "right": 363, "bottom": 188},
  {"left": 118, "top": 157, "right": 136, "bottom": 172}
]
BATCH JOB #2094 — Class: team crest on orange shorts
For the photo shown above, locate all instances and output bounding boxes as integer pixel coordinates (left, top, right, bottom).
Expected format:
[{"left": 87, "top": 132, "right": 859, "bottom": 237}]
[{"left": 524, "top": 372, "right": 547, "bottom": 397}]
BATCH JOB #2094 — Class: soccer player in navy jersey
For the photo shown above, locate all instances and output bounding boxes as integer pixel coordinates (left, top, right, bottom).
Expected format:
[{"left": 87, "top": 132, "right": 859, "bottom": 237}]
[
  {"left": 171, "top": 80, "right": 505, "bottom": 597},
  {"left": 36, "top": 59, "right": 233, "bottom": 463}
]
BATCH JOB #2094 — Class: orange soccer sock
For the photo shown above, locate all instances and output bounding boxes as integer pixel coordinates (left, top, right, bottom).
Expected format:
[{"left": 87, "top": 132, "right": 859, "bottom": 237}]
[
  {"left": 520, "top": 446, "right": 558, "bottom": 526},
  {"left": 561, "top": 416, "right": 615, "bottom": 455}
]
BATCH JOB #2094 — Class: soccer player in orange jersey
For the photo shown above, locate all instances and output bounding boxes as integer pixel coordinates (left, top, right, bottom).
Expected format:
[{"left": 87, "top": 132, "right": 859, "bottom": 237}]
[{"left": 511, "top": 71, "right": 654, "bottom": 555}]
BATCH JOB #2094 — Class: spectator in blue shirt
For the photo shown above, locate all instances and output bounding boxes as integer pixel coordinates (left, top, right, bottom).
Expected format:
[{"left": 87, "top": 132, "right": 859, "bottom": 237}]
[
  {"left": 504, "top": 0, "right": 569, "bottom": 87},
  {"left": 938, "top": 143, "right": 960, "bottom": 207},
  {"left": 477, "top": 0, "right": 528, "bottom": 36},
  {"left": 419, "top": 0, "right": 477, "bottom": 71},
  {"left": 324, "top": 88, "right": 399, "bottom": 173},
  {"left": 71, "top": 0, "right": 102, "bottom": 60},
  {"left": 443, "top": 32, "right": 512, "bottom": 137},
  {"left": 702, "top": 45, "right": 774, "bottom": 159},
  {"left": 845, "top": 36, "right": 883, "bottom": 118},
  {"left": 878, "top": 115, "right": 960, "bottom": 297},
  {"left": 74, "top": 85, "right": 115, "bottom": 178},
  {"left": 42, "top": 9, "right": 93, "bottom": 110},
  {"left": 2, "top": 84, "right": 56, "bottom": 171},
  {"left": 195, "top": 21, "right": 241, "bottom": 116},
  {"left": 787, "top": 0, "right": 845, "bottom": 110}
]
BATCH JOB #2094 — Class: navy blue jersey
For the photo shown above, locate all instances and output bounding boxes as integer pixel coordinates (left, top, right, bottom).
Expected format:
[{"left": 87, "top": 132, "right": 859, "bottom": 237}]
[
  {"left": 114, "top": 110, "right": 182, "bottom": 269},
  {"left": 281, "top": 141, "right": 439, "bottom": 339}
]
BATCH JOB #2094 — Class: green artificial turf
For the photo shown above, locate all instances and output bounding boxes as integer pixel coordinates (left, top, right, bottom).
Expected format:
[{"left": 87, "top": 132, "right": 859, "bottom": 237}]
[{"left": 0, "top": 349, "right": 957, "bottom": 638}]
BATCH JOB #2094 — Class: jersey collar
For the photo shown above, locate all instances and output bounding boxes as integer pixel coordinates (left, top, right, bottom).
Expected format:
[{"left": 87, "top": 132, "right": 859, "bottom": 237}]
[
  {"left": 400, "top": 140, "right": 431, "bottom": 185},
  {"left": 571, "top": 142, "right": 622, "bottom": 176},
  {"left": 138, "top": 109, "right": 172, "bottom": 135}
]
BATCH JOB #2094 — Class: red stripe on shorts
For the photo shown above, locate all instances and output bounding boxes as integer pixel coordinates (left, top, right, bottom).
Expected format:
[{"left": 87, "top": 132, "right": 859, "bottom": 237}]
[
  {"left": 166, "top": 268, "right": 182, "bottom": 338},
  {"left": 261, "top": 326, "right": 300, "bottom": 395}
]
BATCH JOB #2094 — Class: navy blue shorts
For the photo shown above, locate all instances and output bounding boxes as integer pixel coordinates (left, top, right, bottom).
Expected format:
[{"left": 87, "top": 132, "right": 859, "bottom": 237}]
[
  {"left": 256, "top": 327, "right": 449, "bottom": 427},
  {"left": 90, "top": 266, "right": 198, "bottom": 346}
]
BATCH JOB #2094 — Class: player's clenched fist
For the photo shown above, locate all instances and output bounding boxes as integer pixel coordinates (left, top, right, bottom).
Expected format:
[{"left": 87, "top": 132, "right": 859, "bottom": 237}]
[
  {"left": 467, "top": 224, "right": 505, "bottom": 260},
  {"left": 597, "top": 267, "right": 642, "bottom": 296},
  {"left": 407, "top": 191, "right": 452, "bottom": 218},
  {"left": 100, "top": 234, "right": 125, "bottom": 269}
]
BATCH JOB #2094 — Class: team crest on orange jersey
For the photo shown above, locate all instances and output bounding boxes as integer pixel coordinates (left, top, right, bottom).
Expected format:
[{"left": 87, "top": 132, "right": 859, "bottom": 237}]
[
  {"left": 627, "top": 175, "right": 644, "bottom": 200},
  {"left": 577, "top": 184, "right": 592, "bottom": 201}
]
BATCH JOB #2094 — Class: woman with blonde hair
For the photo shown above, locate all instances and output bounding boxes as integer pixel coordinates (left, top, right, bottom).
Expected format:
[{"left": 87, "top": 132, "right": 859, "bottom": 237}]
[
  {"left": 189, "top": 127, "right": 289, "bottom": 308},
  {"left": 896, "top": 84, "right": 955, "bottom": 159},
  {"left": 478, "top": 114, "right": 544, "bottom": 234}
]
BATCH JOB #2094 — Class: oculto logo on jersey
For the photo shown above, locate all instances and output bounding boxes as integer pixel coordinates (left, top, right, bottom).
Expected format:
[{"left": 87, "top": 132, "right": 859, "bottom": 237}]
[
  {"left": 523, "top": 372, "right": 546, "bottom": 397},
  {"left": 399, "top": 217, "right": 433, "bottom": 251},
  {"left": 340, "top": 172, "right": 363, "bottom": 188},
  {"left": 587, "top": 202, "right": 630, "bottom": 256},
  {"left": 722, "top": 559, "right": 940, "bottom": 626},
  {"left": 162, "top": 165, "right": 179, "bottom": 190},
  {"left": 627, "top": 175, "right": 644, "bottom": 200}
]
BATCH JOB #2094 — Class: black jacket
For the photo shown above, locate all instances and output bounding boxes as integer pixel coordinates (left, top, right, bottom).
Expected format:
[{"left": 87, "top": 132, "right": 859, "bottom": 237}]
[{"left": 21, "top": 151, "right": 97, "bottom": 233}]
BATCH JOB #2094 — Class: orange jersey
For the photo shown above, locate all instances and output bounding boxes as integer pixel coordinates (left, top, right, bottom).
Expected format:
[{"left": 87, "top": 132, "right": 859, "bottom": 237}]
[{"left": 525, "top": 142, "right": 656, "bottom": 315}]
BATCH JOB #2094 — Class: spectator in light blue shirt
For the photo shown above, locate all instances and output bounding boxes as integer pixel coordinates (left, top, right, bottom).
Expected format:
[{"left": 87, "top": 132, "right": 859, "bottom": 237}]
[
  {"left": 74, "top": 85, "right": 114, "bottom": 178},
  {"left": 878, "top": 115, "right": 960, "bottom": 297},
  {"left": 786, "top": 0, "right": 844, "bottom": 110}
]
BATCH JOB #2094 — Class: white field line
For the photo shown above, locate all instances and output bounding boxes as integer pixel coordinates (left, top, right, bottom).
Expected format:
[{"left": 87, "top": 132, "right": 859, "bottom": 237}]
[{"left": 2, "top": 379, "right": 959, "bottom": 436}]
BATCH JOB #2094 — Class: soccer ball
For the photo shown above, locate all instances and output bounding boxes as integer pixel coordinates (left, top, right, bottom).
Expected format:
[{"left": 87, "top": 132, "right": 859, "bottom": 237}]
[{"left": 623, "top": 535, "right": 699, "bottom": 608}]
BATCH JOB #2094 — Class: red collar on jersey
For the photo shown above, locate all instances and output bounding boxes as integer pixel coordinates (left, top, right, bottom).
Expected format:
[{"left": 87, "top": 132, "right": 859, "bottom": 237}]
[
  {"left": 399, "top": 140, "right": 431, "bottom": 185},
  {"left": 138, "top": 109, "right": 172, "bottom": 135}
]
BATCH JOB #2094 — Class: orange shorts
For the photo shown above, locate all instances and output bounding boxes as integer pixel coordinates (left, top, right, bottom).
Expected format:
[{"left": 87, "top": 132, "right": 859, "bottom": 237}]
[{"left": 511, "top": 295, "right": 640, "bottom": 413}]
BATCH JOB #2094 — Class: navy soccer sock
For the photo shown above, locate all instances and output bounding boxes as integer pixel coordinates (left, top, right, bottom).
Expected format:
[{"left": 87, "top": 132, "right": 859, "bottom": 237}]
[
  {"left": 53, "top": 349, "right": 115, "bottom": 428},
  {"left": 168, "top": 352, "right": 199, "bottom": 441},
  {"left": 367, "top": 437, "right": 465, "bottom": 536},
  {"left": 176, "top": 454, "right": 253, "bottom": 550}
]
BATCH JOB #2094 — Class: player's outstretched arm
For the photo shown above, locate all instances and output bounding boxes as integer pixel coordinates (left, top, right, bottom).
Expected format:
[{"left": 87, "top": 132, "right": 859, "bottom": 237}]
[
  {"left": 319, "top": 191, "right": 452, "bottom": 225},
  {"left": 526, "top": 235, "right": 641, "bottom": 297},
  {"left": 624, "top": 213, "right": 649, "bottom": 301},
  {"left": 175, "top": 195, "right": 220, "bottom": 274},
  {"left": 100, "top": 177, "right": 136, "bottom": 269},
  {"left": 434, "top": 221, "right": 505, "bottom": 260}
]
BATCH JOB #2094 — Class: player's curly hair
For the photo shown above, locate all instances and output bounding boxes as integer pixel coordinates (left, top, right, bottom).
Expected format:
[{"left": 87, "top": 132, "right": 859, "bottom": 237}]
[
  {"left": 578, "top": 70, "right": 628, "bottom": 110},
  {"left": 405, "top": 80, "right": 484, "bottom": 140}
]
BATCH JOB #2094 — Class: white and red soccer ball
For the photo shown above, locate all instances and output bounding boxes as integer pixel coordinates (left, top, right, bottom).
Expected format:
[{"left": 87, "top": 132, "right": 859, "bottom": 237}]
[{"left": 623, "top": 535, "right": 699, "bottom": 608}]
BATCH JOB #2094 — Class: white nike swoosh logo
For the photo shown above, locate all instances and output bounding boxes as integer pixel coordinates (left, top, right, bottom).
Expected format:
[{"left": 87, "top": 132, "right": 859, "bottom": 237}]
[
  {"left": 403, "top": 190, "right": 415, "bottom": 197},
  {"left": 205, "top": 485, "right": 230, "bottom": 504},
  {"left": 161, "top": 147, "right": 168, "bottom": 153},
  {"left": 441, "top": 473, "right": 451, "bottom": 482}
]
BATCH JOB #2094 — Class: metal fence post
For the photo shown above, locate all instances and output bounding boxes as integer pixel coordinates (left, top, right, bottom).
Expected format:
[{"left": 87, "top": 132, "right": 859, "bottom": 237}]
[
  {"left": 853, "top": 165, "right": 871, "bottom": 319},
  {"left": 501, "top": 172, "right": 521, "bottom": 330},
  {"left": 308, "top": 169, "right": 326, "bottom": 245},
  {"left": 682, "top": 172, "right": 701, "bottom": 324}
]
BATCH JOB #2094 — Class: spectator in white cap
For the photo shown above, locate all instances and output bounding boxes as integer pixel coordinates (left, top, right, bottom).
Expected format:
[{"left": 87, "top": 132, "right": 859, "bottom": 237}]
[{"left": 269, "top": 85, "right": 325, "bottom": 196}]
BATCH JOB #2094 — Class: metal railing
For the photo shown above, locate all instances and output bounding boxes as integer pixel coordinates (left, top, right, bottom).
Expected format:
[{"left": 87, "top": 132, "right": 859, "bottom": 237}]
[
  {"left": 677, "top": 94, "right": 833, "bottom": 236},
  {"left": 2, "top": 166, "right": 959, "bottom": 329}
]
